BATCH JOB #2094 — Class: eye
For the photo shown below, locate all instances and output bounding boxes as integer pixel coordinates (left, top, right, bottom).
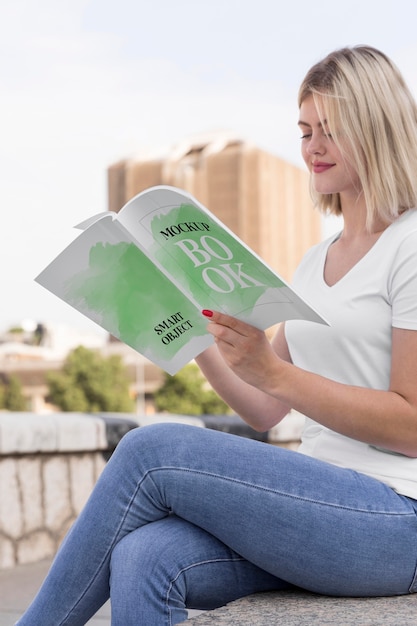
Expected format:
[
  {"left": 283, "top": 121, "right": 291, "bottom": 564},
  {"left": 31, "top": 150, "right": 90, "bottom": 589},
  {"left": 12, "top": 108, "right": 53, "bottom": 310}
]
[{"left": 300, "top": 134, "right": 311, "bottom": 140}]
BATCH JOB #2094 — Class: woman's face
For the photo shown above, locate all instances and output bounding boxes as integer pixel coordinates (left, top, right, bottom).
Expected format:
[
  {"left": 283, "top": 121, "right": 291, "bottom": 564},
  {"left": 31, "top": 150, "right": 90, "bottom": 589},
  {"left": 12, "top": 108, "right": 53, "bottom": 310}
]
[{"left": 298, "top": 95, "right": 361, "bottom": 201}]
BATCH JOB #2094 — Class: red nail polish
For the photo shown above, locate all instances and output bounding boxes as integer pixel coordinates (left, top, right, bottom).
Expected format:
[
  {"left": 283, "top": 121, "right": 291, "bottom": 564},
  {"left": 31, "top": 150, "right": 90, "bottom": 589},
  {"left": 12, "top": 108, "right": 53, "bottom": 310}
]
[{"left": 202, "top": 309, "right": 213, "bottom": 318}]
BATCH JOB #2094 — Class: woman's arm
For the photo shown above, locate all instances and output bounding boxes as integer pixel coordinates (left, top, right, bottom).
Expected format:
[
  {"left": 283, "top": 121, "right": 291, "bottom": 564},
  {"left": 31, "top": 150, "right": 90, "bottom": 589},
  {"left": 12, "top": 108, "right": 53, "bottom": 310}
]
[
  {"left": 205, "top": 311, "right": 417, "bottom": 457},
  {"left": 195, "top": 323, "right": 293, "bottom": 431}
]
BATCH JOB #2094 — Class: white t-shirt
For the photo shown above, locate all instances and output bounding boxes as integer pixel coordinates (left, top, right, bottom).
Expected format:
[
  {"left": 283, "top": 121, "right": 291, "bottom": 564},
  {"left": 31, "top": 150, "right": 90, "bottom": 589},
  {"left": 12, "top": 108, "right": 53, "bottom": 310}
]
[{"left": 285, "top": 209, "right": 417, "bottom": 499}]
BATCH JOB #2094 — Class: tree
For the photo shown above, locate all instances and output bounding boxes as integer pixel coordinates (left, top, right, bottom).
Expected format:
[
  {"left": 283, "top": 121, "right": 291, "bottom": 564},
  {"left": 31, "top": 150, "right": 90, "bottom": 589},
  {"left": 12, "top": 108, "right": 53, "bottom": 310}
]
[
  {"left": 47, "top": 346, "right": 134, "bottom": 412},
  {"left": 154, "top": 364, "right": 231, "bottom": 415},
  {"left": 0, "top": 375, "right": 26, "bottom": 411}
]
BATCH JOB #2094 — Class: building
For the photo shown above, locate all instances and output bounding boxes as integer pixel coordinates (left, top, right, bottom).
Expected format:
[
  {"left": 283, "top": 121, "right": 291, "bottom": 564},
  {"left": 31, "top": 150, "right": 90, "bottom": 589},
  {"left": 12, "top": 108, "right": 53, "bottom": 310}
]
[{"left": 108, "top": 132, "right": 321, "bottom": 282}]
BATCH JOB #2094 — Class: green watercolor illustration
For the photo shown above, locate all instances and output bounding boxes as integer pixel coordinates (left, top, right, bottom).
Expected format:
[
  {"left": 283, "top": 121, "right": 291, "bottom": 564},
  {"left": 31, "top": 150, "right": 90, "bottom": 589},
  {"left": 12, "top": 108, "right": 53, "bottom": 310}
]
[
  {"left": 149, "top": 203, "right": 286, "bottom": 316},
  {"left": 64, "top": 241, "right": 208, "bottom": 360}
]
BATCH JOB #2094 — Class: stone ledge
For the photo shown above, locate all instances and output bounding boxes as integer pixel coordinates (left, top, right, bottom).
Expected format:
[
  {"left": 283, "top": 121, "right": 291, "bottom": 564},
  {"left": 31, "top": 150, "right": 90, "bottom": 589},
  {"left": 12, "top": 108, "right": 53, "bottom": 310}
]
[
  {"left": 0, "top": 413, "right": 108, "bottom": 454},
  {"left": 0, "top": 410, "right": 304, "bottom": 456},
  {"left": 184, "top": 590, "right": 417, "bottom": 625}
]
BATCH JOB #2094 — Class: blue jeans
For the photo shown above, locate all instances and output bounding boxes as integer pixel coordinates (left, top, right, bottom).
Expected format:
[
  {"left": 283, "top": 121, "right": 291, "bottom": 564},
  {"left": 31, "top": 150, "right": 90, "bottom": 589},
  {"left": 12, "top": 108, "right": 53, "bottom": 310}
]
[{"left": 17, "top": 423, "right": 417, "bottom": 625}]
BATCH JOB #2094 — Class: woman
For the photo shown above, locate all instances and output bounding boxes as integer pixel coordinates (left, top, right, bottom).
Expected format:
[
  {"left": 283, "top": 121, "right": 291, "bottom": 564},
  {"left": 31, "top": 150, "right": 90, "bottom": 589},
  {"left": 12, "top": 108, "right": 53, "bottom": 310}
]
[{"left": 17, "top": 46, "right": 417, "bottom": 625}]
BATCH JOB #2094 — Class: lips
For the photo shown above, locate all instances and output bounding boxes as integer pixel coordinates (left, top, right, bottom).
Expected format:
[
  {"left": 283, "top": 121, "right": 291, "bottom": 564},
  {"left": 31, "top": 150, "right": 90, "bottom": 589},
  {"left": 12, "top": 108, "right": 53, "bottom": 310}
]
[{"left": 312, "top": 162, "right": 334, "bottom": 173}]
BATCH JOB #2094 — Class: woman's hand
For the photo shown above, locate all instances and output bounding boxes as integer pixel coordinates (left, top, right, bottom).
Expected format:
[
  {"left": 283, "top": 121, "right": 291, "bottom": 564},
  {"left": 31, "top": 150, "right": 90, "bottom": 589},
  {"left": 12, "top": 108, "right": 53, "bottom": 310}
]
[
  {"left": 195, "top": 313, "right": 293, "bottom": 429},
  {"left": 202, "top": 310, "right": 283, "bottom": 392}
]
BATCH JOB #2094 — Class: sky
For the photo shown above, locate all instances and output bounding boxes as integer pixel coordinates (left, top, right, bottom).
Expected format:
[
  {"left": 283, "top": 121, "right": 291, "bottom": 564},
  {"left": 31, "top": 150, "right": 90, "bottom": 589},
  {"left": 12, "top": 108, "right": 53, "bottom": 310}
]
[{"left": 2, "top": 0, "right": 417, "bottom": 334}]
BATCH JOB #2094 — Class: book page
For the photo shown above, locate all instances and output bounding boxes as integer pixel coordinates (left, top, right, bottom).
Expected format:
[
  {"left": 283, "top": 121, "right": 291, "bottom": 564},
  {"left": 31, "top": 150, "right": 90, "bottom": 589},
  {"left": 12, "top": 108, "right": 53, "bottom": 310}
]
[{"left": 36, "top": 214, "right": 212, "bottom": 374}]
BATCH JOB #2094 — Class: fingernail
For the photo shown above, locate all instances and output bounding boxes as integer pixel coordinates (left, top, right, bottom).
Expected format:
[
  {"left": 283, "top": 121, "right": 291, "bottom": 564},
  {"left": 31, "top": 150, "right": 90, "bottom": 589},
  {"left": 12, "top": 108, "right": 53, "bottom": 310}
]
[{"left": 202, "top": 309, "right": 213, "bottom": 318}]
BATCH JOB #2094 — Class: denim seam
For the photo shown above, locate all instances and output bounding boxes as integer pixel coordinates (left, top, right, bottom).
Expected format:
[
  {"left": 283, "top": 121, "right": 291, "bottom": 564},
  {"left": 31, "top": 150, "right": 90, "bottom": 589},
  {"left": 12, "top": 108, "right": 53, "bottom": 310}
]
[
  {"left": 146, "top": 466, "right": 414, "bottom": 517},
  {"left": 408, "top": 560, "right": 417, "bottom": 593},
  {"left": 165, "top": 556, "right": 246, "bottom": 626},
  {"left": 61, "top": 476, "right": 146, "bottom": 624}
]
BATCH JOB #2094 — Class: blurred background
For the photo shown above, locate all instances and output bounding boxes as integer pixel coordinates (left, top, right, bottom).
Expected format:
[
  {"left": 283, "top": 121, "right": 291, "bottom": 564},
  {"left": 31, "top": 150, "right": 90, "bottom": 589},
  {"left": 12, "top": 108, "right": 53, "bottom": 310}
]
[{"left": 2, "top": 0, "right": 417, "bottom": 333}]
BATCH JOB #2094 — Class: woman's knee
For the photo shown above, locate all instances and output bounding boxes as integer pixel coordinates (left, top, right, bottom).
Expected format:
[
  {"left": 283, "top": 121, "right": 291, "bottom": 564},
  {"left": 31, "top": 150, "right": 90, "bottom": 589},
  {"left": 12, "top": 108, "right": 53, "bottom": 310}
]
[{"left": 115, "top": 422, "right": 200, "bottom": 456}]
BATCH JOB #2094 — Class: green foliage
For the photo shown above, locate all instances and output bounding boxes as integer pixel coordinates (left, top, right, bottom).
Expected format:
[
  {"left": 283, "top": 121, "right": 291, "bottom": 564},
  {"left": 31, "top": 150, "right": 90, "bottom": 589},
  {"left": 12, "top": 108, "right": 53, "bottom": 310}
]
[
  {"left": 47, "top": 345, "right": 134, "bottom": 413},
  {"left": 154, "top": 364, "right": 231, "bottom": 415},
  {"left": 0, "top": 375, "right": 26, "bottom": 411},
  {"left": 7, "top": 326, "right": 24, "bottom": 334}
]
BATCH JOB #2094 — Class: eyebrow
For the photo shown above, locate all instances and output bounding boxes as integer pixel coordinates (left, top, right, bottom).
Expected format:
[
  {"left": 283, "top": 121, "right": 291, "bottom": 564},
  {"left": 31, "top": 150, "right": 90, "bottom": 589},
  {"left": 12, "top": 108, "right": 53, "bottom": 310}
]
[{"left": 298, "top": 118, "right": 328, "bottom": 128}]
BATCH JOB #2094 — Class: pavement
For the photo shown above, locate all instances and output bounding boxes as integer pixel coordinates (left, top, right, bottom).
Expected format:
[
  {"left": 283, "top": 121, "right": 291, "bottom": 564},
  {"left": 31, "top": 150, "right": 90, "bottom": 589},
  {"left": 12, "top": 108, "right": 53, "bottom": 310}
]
[
  {"left": 0, "top": 559, "right": 110, "bottom": 625},
  {"left": 0, "top": 559, "right": 202, "bottom": 625}
]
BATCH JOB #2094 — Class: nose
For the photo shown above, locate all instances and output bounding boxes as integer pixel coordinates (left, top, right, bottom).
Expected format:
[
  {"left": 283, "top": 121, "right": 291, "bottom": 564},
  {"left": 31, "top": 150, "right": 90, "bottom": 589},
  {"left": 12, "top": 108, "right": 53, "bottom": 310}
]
[{"left": 306, "top": 132, "right": 325, "bottom": 156}]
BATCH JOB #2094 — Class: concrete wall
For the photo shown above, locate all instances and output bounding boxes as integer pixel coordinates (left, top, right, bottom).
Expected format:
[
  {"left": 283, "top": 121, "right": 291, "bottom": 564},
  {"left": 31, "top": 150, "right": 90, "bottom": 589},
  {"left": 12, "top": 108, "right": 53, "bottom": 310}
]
[{"left": 0, "top": 413, "right": 137, "bottom": 570}]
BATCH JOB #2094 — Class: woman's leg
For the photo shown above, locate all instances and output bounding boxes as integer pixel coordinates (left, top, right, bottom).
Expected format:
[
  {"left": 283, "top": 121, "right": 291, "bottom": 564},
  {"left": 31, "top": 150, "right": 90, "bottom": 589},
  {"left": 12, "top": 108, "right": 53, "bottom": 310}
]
[
  {"left": 110, "top": 515, "right": 292, "bottom": 626},
  {"left": 17, "top": 423, "right": 417, "bottom": 625}
]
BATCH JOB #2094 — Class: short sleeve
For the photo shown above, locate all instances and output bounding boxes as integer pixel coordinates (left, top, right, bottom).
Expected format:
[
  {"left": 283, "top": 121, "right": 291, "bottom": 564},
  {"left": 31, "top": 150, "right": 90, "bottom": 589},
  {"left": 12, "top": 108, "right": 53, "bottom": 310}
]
[{"left": 389, "top": 230, "right": 417, "bottom": 330}]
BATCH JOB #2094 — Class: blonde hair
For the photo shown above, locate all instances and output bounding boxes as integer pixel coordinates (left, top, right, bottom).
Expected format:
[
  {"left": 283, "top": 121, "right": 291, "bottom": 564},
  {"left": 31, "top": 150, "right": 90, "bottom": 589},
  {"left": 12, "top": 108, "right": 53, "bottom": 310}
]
[{"left": 298, "top": 46, "right": 417, "bottom": 229}]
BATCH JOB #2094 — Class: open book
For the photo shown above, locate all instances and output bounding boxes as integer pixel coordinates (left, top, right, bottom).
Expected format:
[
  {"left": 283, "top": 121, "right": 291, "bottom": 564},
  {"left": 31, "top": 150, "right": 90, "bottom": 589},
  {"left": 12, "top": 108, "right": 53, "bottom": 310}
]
[{"left": 36, "top": 185, "right": 327, "bottom": 374}]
